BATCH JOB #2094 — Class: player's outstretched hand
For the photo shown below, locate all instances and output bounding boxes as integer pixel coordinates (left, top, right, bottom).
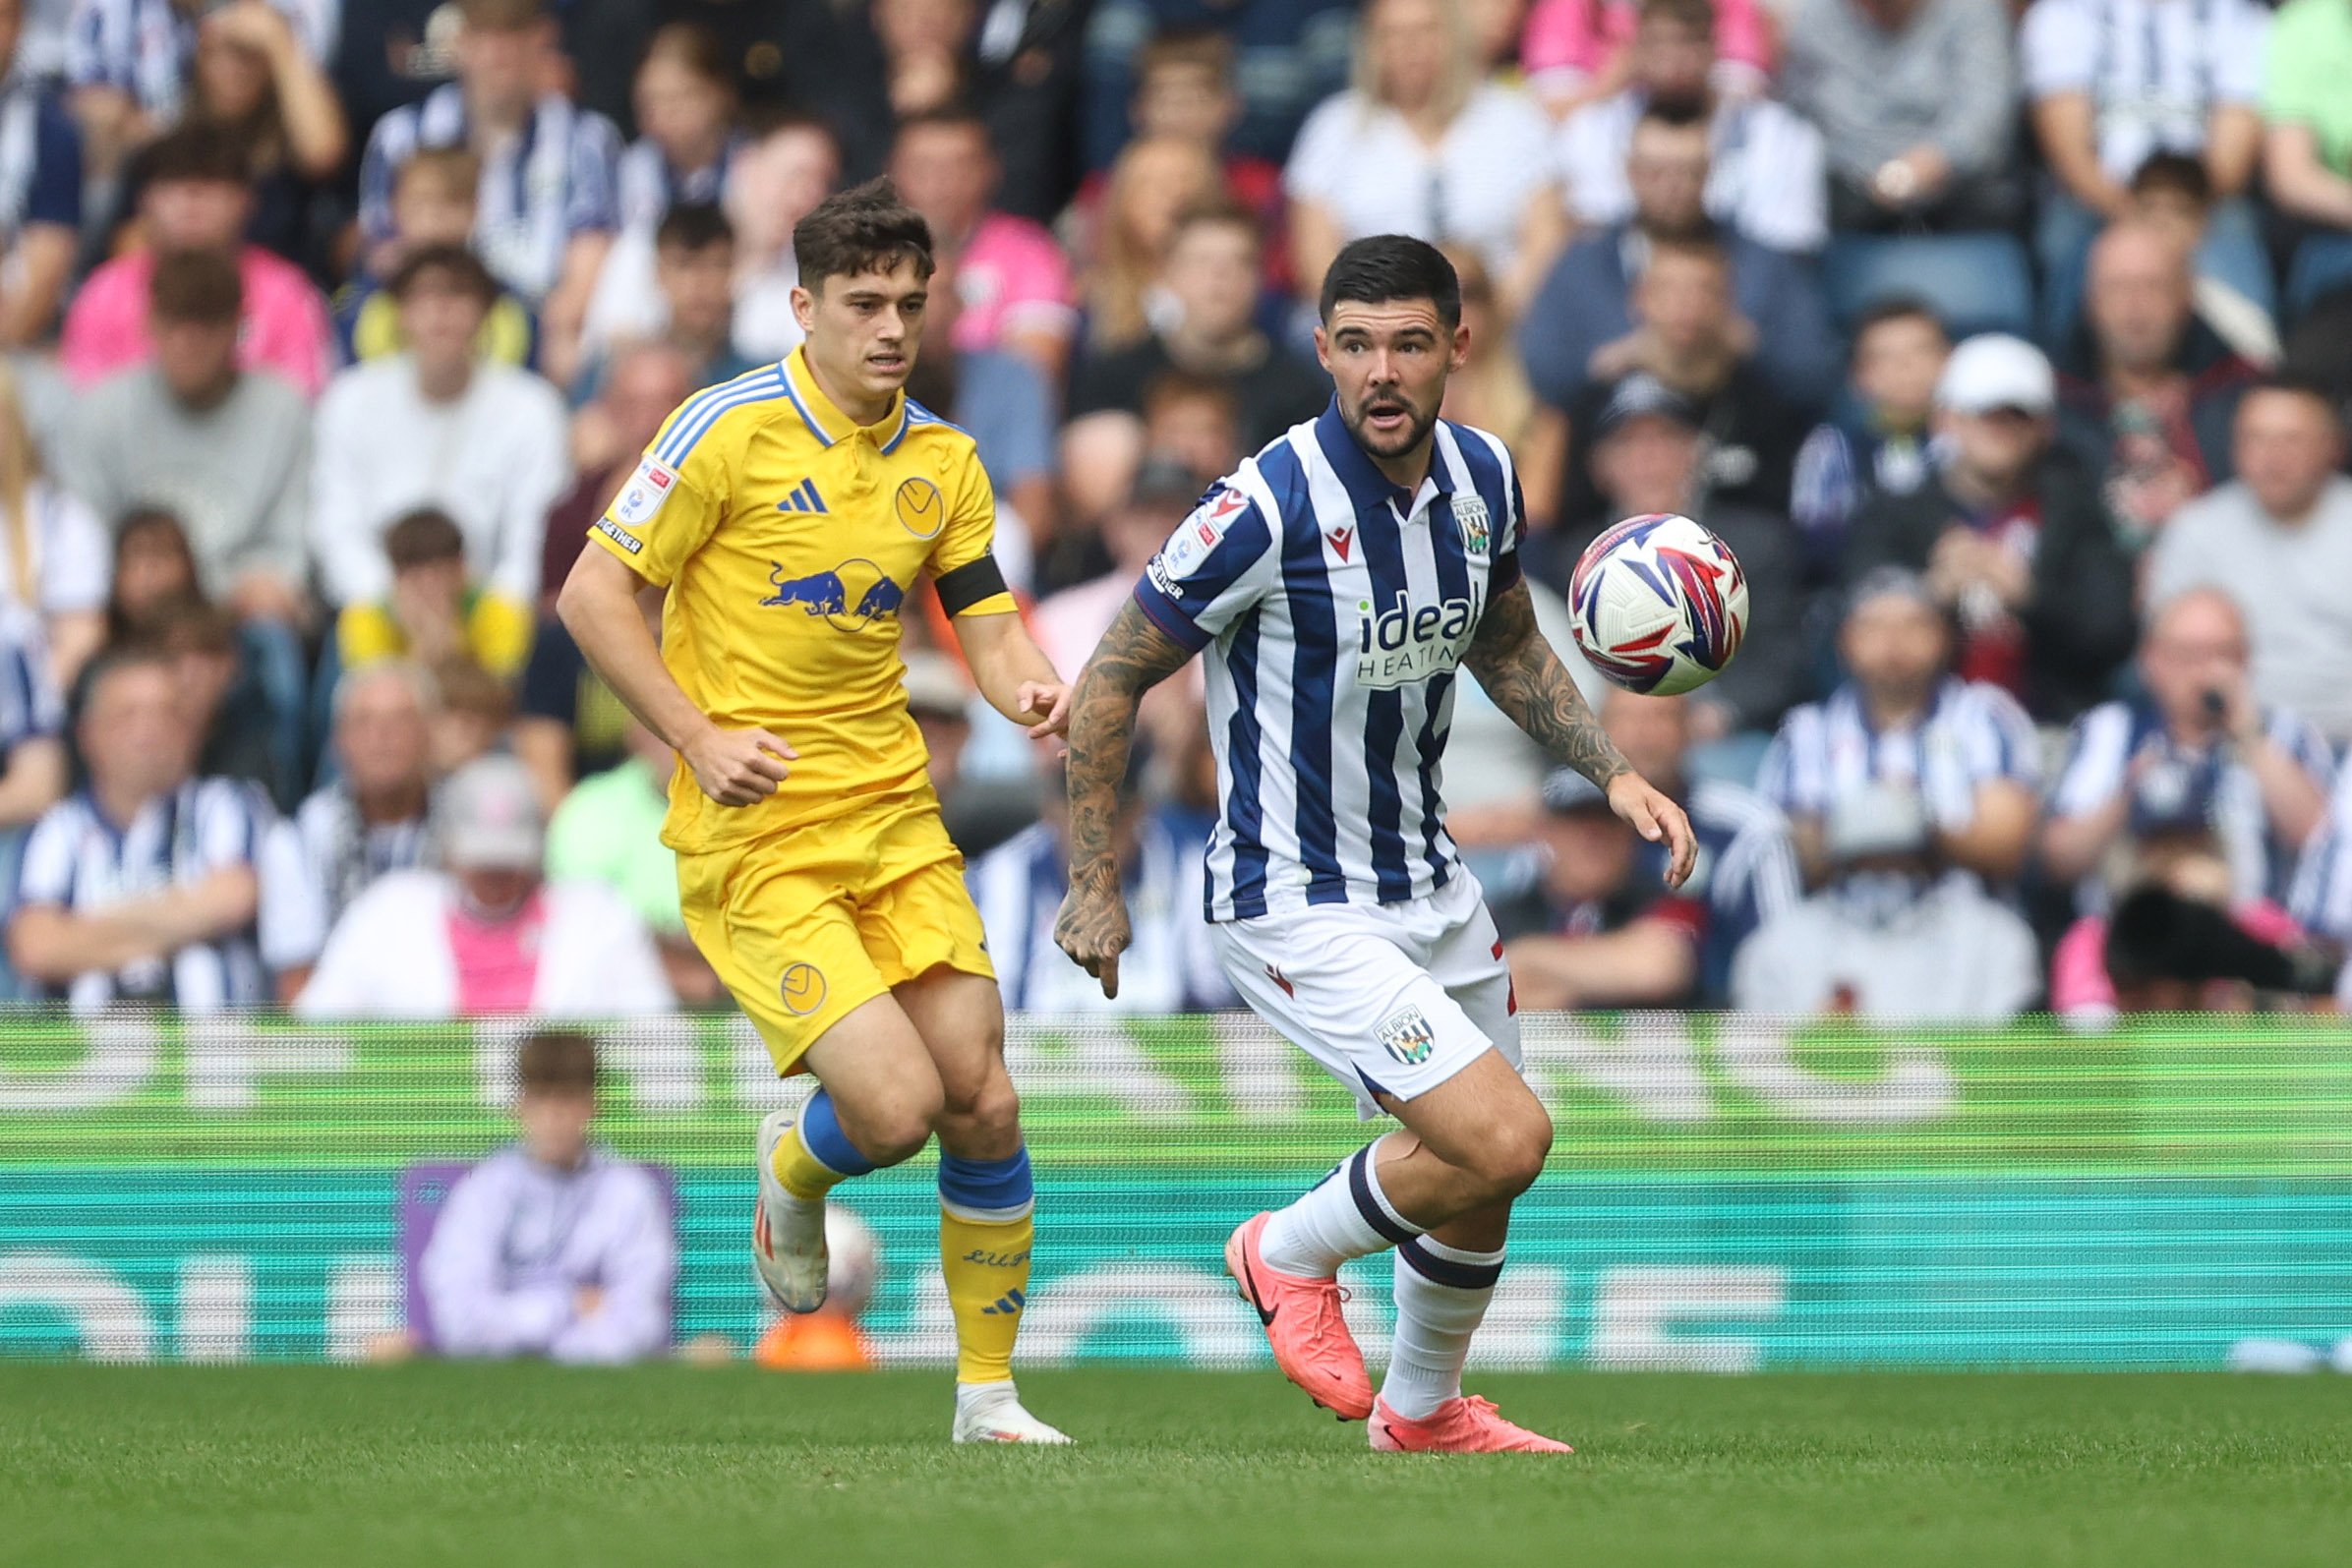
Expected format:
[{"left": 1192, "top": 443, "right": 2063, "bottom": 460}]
[
  {"left": 1607, "top": 773, "right": 1699, "bottom": 889},
  {"left": 1016, "top": 680, "right": 1073, "bottom": 739},
  {"left": 684, "top": 726, "right": 796, "bottom": 806},
  {"left": 1053, "top": 875, "right": 1132, "bottom": 999}
]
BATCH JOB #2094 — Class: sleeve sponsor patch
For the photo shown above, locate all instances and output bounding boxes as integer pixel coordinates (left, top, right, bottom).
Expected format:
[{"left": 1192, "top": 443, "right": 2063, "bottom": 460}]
[
  {"left": 1160, "top": 485, "right": 1248, "bottom": 579},
  {"left": 610, "top": 457, "right": 679, "bottom": 529},
  {"left": 594, "top": 517, "right": 644, "bottom": 555}
]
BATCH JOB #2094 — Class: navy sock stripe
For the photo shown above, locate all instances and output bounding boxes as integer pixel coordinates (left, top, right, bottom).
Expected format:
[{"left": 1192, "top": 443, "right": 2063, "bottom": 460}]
[
  {"left": 800, "top": 1089, "right": 876, "bottom": 1177},
  {"left": 940, "top": 1147, "right": 1033, "bottom": 1211},
  {"left": 1346, "top": 1148, "right": 1418, "bottom": 1246},
  {"left": 1397, "top": 1238, "right": 1504, "bottom": 1292}
]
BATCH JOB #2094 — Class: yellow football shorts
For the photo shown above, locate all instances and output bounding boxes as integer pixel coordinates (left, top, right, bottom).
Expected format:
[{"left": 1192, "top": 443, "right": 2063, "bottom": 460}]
[{"left": 676, "top": 794, "right": 995, "bottom": 1073}]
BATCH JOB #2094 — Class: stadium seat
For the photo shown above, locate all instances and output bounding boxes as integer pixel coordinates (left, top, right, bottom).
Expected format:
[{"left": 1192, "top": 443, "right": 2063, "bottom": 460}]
[{"left": 1822, "top": 233, "right": 2036, "bottom": 343}]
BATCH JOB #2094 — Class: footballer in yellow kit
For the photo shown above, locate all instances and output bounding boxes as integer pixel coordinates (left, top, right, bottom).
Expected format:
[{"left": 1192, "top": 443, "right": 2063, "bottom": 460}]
[{"left": 559, "top": 179, "right": 1073, "bottom": 1443}]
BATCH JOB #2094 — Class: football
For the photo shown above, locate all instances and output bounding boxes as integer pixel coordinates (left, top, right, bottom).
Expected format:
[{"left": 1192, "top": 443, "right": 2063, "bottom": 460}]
[{"left": 1567, "top": 512, "right": 1749, "bottom": 696}]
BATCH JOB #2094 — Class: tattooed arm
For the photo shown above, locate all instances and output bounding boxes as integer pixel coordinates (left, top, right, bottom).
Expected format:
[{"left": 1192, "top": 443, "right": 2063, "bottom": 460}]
[
  {"left": 1053, "top": 597, "right": 1197, "bottom": 997},
  {"left": 1463, "top": 577, "right": 1700, "bottom": 887}
]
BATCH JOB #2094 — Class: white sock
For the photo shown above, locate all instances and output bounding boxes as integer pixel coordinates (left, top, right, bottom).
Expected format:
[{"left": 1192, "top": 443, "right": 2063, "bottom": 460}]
[
  {"left": 1381, "top": 1237, "right": 1503, "bottom": 1420},
  {"left": 1259, "top": 1144, "right": 1421, "bottom": 1277}
]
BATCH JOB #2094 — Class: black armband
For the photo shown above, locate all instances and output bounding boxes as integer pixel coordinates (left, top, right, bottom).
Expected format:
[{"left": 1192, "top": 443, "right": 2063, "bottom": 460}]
[{"left": 935, "top": 554, "right": 1010, "bottom": 614}]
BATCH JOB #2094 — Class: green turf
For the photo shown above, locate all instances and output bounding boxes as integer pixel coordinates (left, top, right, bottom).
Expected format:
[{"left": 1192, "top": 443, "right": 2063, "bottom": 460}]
[{"left": 3, "top": 1365, "right": 2349, "bottom": 1568}]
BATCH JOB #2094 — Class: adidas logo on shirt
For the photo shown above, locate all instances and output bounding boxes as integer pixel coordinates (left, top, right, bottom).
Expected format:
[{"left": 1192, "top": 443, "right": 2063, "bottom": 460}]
[{"left": 776, "top": 479, "right": 829, "bottom": 514}]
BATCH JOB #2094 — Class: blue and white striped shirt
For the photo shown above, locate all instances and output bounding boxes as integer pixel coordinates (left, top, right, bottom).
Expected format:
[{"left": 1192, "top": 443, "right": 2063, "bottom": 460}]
[
  {"left": 66, "top": 0, "right": 333, "bottom": 120},
  {"left": 14, "top": 778, "right": 272, "bottom": 1013},
  {"left": 1759, "top": 677, "right": 2041, "bottom": 834},
  {"left": 0, "top": 608, "right": 60, "bottom": 754},
  {"left": 1134, "top": 404, "right": 1523, "bottom": 922},
  {"left": 357, "top": 84, "right": 620, "bottom": 302},
  {"left": 2051, "top": 698, "right": 2333, "bottom": 908}
]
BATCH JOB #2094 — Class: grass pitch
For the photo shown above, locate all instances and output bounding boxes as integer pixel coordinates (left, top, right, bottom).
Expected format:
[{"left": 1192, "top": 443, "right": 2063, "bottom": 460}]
[{"left": 3, "top": 1365, "right": 2348, "bottom": 1568}]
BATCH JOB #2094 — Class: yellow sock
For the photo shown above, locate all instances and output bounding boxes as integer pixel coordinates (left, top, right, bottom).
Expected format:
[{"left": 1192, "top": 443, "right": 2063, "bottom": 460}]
[
  {"left": 771, "top": 1122, "right": 851, "bottom": 1202},
  {"left": 940, "top": 1208, "right": 1033, "bottom": 1383}
]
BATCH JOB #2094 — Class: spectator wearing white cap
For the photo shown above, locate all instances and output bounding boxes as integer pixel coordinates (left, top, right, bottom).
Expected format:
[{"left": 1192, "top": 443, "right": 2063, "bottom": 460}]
[
  {"left": 293, "top": 753, "right": 673, "bottom": 1018},
  {"left": 2146, "top": 377, "right": 2352, "bottom": 745},
  {"left": 1730, "top": 781, "right": 2039, "bottom": 1021},
  {"left": 1760, "top": 566, "right": 2041, "bottom": 891},
  {"left": 1843, "top": 333, "right": 2137, "bottom": 724}
]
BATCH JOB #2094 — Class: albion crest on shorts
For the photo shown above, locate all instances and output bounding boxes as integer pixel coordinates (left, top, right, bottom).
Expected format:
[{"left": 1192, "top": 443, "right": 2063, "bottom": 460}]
[{"left": 1378, "top": 1005, "right": 1438, "bottom": 1067}]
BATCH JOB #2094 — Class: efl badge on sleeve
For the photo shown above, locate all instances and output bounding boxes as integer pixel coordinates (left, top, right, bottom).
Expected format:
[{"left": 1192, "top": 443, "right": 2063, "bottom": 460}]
[
  {"left": 1164, "top": 486, "right": 1247, "bottom": 577},
  {"left": 613, "top": 457, "right": 679, "bottom": 529}
]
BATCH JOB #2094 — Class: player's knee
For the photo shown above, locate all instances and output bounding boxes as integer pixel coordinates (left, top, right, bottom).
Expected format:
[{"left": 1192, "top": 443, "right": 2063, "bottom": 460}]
[
  {"left": 853, "top": 1087, "right": 945, "bottom": 1166},
  {"left": 1475, "top": 1105, "right": 1554, "bottom": 1200}
]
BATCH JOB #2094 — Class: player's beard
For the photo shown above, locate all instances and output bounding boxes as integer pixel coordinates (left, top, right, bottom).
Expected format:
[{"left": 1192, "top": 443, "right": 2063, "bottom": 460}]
[{"left": 1342, "top": 386, "right": 1441, "bottom": 463}]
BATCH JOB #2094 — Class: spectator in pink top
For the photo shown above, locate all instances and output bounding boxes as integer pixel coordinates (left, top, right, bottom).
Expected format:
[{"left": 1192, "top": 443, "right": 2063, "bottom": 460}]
[
  {"left": 889, "top": 108, "right": 1076, "bottom": 380},
  {"left": 59, "top": 126, "right": 332, "bottom": 399},
  {"left": 1521, "top": 0, "right": 1774, "bottom": 116}
]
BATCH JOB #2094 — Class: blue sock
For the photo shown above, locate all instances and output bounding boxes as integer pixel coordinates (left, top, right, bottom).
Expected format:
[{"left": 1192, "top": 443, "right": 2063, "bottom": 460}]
[
  {"left": 799, "top": 1088, "right": 878, "bottom": 1178},
  {"left": 938, "top": 1147, "right": 1033, "bottom": 1221}
]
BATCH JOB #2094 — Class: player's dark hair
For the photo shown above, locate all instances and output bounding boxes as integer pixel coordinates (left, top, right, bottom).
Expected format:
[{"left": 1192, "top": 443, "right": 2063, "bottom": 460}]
[
  {"left": 148, "top": 249, "right": 243, "bottom": 325},
  {"left": 517, "top": 1030, "right": 599, "bottom": 1095},
  {"left": 382, "top": 508, "right": 467, "bottom": 570},
  {"left": 794, "top": 177, "right": 936, "bottom": 291},
  {"left": 387, "top": 242, "right": 500, "bottom": 306},
  {"left": 138, "top": 124, "right": 250, "bottom": 189},
  {"left": 1319, "top": 234, "right": 1461, "bottom": 333},
  {"left": 1851, "top": 296, "right": 1947, "bottom": 356},
  {"left": 656, "top": 201, "right": 735, "bottom": 256}
]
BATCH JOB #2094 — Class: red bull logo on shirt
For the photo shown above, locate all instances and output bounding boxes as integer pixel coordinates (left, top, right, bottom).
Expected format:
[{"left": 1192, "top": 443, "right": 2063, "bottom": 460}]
[{"left": 761, "top": 557, "right": 907, "bottom": 632}]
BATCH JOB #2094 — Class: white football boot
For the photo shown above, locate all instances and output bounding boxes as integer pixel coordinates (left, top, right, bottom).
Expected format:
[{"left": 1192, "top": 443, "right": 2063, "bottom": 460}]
[
  {"left": 952, "top": 1382, "right": 1073, "bottom": 1445},
  {"left": 753, "top": 1108, "right": 830, "bottom": 1312}
]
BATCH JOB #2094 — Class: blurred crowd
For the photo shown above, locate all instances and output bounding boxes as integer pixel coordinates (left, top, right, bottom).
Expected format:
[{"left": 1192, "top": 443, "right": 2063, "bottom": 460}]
[{"left": 4, "top": 0, "right": 2352, "bottom": 1026}]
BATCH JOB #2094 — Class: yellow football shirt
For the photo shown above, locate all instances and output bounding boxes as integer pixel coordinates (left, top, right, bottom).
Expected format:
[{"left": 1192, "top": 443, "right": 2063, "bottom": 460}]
[{"left": 587, "top": 349, "right": 1016, "bottom": 855}]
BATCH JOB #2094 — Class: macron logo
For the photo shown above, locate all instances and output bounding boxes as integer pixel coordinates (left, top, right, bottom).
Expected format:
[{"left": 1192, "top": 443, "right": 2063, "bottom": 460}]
[
  {"left": 1326, "top": 527, "right": 1353, "bottom": 561},
  {"left": 777, "top": 479, "right": 829, "bottom": 514}
]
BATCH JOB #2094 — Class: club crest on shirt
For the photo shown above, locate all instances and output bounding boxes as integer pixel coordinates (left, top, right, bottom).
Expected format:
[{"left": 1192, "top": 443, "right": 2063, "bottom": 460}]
[
  {"left": 1377, "top": 1004, "right": 1438, "bottom": 1067},
  {"left": 612, "top": 456, "right": 678, "bottom": 529},
  {"left": 895, "top": 477, "right": 944, "bottom": 538},
  {"left": 1452, "top": 494, "right": 1492, "bottom": 557}
]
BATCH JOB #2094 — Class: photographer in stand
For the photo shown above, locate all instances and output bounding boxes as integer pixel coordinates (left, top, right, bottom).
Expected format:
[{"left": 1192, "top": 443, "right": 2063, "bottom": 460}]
[{"left": 2041, "top": 587, "right": 2332, "bottom": 915}]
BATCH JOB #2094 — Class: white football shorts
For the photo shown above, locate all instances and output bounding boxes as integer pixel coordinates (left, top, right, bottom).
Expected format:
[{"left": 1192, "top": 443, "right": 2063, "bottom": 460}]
[{"left": 1210, "top": 870, "right": 1523, "bottom": 1119}]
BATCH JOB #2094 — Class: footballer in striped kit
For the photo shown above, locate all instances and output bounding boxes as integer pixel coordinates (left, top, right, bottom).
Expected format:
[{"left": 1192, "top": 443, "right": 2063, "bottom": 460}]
[{"left": 1056, "top": 235, "right": 1699, "bottom": 1454}]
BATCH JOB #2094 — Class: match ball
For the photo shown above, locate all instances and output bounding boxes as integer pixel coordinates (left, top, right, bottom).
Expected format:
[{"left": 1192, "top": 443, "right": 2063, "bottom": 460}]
[
  {"left": 826, "top": 1207, "right": 881, "bottom": 1316},
  {"left": 1567, "top": 513, "right": 1748, "bottom": 696}
]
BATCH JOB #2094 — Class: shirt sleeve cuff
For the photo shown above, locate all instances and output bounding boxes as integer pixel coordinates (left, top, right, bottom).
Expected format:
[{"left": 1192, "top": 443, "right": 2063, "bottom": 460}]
[
  {"left": 950, "top": 590, "right": 1018, "bottom": 618},
  {"left": 1489, "top": 550, "right": 1523, "bottom": 598},
  {"left": 1133, "top": 579, "right": 1212, "bottom": 653},
  {"left": 586, "top": 517, "right": 667, "bottom": 585}
]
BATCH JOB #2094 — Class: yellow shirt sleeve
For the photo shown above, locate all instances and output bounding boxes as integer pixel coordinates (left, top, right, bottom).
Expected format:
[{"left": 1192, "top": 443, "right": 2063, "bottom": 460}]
[
  {"left": 928, "top": 443, "right": 1016, "bottom": 617},
  {"left": 588, "top": 431, "right": 728, "bottom": 588}
]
